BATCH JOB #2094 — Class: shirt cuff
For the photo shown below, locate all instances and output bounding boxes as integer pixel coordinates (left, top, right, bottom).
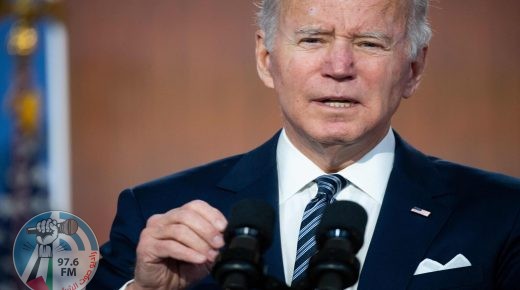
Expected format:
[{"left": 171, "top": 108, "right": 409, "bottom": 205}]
[{"left": 119, "top": 279, "right": 135, "bottom": 290}]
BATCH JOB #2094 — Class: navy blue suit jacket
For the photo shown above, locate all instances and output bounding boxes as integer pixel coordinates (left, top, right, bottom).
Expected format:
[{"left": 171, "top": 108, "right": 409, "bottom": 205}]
[{"left": 89, "top": 132, "right": 520, "bottom": 289}]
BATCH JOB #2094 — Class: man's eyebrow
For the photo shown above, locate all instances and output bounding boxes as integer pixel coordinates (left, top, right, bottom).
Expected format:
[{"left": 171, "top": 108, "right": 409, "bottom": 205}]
[
  {"left": 355, "top": 31, "right": 393, "bottom": 42},
  {"left": 294, "top": 28, "right": 393, "bottom": 43},
  {"left": 295, "top": 27, "right": 333, "bottom": 35}
]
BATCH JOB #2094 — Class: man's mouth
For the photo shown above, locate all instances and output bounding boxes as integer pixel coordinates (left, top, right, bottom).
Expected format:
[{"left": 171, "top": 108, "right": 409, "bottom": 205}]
[
  {"left": 322, "top": 100, "right": 356, "bottom": 108},
  {"left": 316, "top": 97, "right": 359, "bottom": 108}
]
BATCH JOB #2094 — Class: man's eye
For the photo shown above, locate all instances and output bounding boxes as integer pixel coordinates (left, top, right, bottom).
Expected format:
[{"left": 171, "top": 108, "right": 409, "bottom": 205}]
[
  {"left": 358, "top": 41, "right": 383, "bottom": 49},
  {"left": 301, "top": 38, "right": 323, "bottom": 44}
]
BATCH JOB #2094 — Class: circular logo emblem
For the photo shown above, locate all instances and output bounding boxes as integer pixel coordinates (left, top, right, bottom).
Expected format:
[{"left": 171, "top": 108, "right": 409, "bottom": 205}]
[{"left": 13, "top": 211, "right": 99, "bottom": 290}]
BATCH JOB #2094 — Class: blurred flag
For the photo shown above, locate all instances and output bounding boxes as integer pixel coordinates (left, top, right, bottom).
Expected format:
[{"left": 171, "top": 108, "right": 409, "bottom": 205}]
[{"left": 0, "top": 7, "right": 70, "bottom": 289}]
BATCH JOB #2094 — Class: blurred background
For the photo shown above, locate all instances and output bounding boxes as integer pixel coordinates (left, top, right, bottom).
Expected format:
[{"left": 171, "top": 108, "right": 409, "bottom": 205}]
[{"left": 0, "top": 0, "right": 519, "bottom": 288}]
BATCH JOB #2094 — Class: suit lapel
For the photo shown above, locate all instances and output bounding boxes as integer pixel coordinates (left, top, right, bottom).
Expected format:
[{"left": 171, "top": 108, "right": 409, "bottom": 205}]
[
  {"left": 217, "top": 132, "right": 285, "bottom": 283},
  {"left": 359, "top": 134, "right": 455, "bottom": 289}
]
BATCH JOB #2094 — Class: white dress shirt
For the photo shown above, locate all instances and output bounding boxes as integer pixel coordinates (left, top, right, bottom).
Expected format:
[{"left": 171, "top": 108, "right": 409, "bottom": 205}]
[{"left": 277, "top": 128, "right": 395, "bottom": 289}]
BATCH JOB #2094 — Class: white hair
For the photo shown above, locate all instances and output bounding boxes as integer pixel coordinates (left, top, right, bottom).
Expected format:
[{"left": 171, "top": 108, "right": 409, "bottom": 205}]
[{"left": 256, "top": 0, "right": 432, "bottom": 59}]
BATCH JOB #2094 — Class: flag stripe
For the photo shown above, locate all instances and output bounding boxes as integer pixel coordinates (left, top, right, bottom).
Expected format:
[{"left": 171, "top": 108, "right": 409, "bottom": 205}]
[{"left": 44, "top": 21, "right": 71, "bottom": 211}]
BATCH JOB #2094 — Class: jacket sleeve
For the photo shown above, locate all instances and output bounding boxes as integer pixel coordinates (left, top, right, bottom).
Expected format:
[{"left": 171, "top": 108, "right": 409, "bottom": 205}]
[
  {"left": 496, "top": 203, "right": 520, "bottom": 289},
  {"left": 89, "top": 188, "right": 146, "bottom": 290}
]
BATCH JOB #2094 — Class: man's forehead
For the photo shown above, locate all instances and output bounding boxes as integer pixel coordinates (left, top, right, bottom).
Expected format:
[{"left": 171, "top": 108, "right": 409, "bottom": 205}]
[
  {"left": 279, "top": 0, "right": 409, "bottom": 34},
  {"left": 280, "top": 0, "right": 410, "bottom": 19}
]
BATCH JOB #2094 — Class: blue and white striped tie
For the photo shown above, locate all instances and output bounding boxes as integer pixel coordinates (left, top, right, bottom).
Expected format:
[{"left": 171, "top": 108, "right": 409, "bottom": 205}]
[{"left": 291, "top": 174, "right": 348, "bottom": 284}]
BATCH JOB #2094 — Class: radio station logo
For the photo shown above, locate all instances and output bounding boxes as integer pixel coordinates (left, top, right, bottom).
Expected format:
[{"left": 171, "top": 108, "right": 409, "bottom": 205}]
[{"left": 13, "top": 211, "right": 99, "bottom": 290}]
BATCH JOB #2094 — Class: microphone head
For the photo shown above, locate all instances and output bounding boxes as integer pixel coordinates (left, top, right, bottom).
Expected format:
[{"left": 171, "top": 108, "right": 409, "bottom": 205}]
[
  {"left": 59, "top": 219, "right": 79, "bottom": 235},
  {"left": 316, "top": 201, "right": 368, "bottom": 253},
  {"left": 225, "top": 198, "right": 275, "bottom": 250}
]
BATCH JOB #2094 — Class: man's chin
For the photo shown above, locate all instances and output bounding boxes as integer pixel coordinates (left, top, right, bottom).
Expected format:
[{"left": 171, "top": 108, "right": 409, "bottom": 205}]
[
  {"left": 306, "top": 131, "right": 359, "bottom": 148},
  {"left": 309, "top": 126, "right": 361, "bottom": 144},
  {"left": 284, "top": 123, "right": 364, "bottom": 147}
]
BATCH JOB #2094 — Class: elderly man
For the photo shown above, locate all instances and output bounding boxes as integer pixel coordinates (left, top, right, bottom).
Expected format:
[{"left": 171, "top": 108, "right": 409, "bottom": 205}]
[{"left": 89, "top": 0, "right": 520, "bottom": 289}]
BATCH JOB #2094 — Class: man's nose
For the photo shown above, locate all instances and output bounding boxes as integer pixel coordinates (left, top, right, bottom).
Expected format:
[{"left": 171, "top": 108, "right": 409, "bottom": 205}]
[{"left": 321, "top": 40, "right": 356, "bottom": 81}]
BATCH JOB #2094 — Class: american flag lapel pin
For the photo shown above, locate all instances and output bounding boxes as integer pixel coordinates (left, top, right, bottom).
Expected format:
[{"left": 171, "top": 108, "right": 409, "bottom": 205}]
[{"left": 411, "top": 206, "right": 431, "bottom": 217}]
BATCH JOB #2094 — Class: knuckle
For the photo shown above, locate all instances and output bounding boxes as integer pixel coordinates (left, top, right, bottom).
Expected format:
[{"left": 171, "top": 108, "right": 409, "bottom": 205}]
[
  {"left": 173, "top": 207, "right": 192, "bottom": 222},
  {"left": 146, "top": 214, "right": 162, "bottom": 227},
  {"left": 136, "top": 235, "right": 153, "bottom": 255},
  {"left": 174, "top": 224, "right": 200, "bottom": 242},
  {"left": 185, "top": 199, "right": 208, "bottom": 210},
  {"left": 139, "top": 227, "right": 153, "bottom": 239},
  {"left": 171, "top": 223, "right": 187, "bottom": 236}
]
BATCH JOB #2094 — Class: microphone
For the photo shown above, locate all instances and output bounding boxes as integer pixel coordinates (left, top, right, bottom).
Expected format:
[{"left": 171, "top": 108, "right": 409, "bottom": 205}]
[
  {"left": 308, "top": 201, "right": 368, "bottom": 290},
  {"left": 212, "top": 198, "right": 275, "bottom": 290},
  {"left": 26, "top": 219, "right": 79, "bottom": 235}
]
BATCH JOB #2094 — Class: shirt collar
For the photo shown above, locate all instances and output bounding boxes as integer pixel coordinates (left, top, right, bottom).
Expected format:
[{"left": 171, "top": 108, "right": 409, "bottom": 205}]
[{"left": 276, "top": 129, "right": 395, "bottom": 205}]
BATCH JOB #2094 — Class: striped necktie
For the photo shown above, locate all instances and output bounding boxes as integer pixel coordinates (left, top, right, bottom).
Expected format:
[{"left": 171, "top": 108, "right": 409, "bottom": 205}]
[{"left": 291, "top": 174, "right": 348, "bottom": 284}]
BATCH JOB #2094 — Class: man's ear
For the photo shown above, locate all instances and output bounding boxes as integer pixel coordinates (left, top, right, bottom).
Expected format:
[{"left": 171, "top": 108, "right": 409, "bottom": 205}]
[
  {"left": 255, "top": 30, "right": 274, "bottom": 89},
  {"left": 403, "top": 46, "right": 428, "bottom": 99}
]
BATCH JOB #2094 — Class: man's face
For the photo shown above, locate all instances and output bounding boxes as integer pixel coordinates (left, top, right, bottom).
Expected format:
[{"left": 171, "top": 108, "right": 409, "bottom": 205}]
[{"left": 257, "top": 0, "right": 426, "bottom": 161}]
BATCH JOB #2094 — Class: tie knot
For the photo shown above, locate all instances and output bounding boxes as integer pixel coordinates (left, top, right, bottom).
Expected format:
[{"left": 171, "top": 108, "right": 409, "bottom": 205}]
[{"left": 315, "top": 174, "right": 348, "bottom": 201}]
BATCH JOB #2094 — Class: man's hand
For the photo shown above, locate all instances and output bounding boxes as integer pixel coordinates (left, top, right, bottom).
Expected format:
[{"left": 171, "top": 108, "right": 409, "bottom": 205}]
[
  {"left": 35, "top": 218, "right": 59, "bottom": 246},
  {"left": 129, "top": 200, "right": 228, "bottom": 290}
]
